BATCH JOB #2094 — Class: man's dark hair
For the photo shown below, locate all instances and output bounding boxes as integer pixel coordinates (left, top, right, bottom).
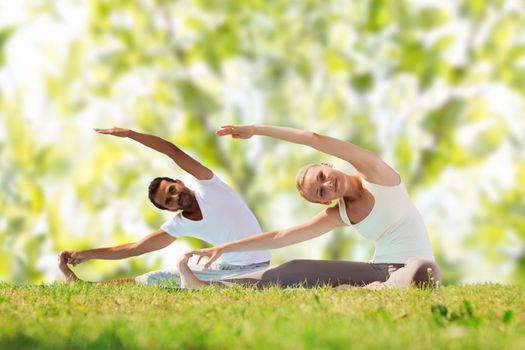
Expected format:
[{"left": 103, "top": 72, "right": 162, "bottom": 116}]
[{"left": 148, "top": 177, "right": 175, "bottom": 210}]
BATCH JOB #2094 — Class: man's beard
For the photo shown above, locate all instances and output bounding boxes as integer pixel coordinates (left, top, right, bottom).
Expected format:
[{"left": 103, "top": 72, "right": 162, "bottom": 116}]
[{"left": 178, "top": 191, "right": 195, "bottom": 210}]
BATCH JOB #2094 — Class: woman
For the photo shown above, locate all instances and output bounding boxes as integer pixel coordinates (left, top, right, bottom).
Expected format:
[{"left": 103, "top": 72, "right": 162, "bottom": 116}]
[{"left": 184, "top": 124, "right": 440, "bottom": 289}]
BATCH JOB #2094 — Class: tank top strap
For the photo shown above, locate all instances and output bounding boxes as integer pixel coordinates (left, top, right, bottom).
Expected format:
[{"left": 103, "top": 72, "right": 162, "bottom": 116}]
[{"left": 338, "top": 198, "right": 352, "bottom": 226}]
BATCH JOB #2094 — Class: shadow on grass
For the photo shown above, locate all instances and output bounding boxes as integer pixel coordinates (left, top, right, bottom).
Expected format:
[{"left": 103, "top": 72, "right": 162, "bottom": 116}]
[
  {"left": 0, "top": 334, "right": 40, "bottom": 349},
  {"left": 1, "top": 331, "right": 130, "bottom": 350}
]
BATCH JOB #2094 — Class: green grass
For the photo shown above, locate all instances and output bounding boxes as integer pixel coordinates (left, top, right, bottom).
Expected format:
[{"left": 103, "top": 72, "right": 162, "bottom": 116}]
[{"left": 0, "top": 283, "right": 523, "bottom": 349}]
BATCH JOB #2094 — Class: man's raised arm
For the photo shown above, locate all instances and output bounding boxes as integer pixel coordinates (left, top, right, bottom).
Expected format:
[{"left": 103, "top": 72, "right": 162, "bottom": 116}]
[{"left": 95, "top": 127, "right": 213, "bottom": 180}]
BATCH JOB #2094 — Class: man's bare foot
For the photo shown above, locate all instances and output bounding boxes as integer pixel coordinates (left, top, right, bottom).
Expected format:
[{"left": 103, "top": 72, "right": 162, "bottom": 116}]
[
  {"left": 58, "top": 251, "right": 79, "bottom": 282},
  {"left": 177, "top": 253, "right": 205, "bottom": 289}
]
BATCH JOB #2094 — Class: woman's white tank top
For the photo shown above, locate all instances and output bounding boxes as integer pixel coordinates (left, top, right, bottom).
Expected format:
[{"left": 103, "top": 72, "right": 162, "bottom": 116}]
[{"left": 338, "top": 177, "right": 435, "bottom": 264}]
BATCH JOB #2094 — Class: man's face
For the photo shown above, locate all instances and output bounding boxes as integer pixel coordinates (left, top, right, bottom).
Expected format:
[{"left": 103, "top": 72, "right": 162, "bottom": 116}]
[{"left": 153, "top": 179, "right": 195, "bottom": 211}]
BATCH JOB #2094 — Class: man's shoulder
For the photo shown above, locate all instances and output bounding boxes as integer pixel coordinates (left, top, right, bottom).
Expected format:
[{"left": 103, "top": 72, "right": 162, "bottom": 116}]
[
  {"left": 161, "top": 212, "right": 184, "bottom": 226},
  {"left": 196, "top": 173, "right": 236, "bottom": 192}
]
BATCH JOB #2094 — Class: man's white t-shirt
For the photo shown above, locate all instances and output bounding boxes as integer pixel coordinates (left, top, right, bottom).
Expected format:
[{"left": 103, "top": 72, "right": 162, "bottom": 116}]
[{"left": 161, "top": 174, "right": 271, "bottom": 266}]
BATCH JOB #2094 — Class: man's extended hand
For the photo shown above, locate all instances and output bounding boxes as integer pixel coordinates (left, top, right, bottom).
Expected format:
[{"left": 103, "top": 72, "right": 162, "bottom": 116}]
[
  {"left": 94, "top": 127, "right": 132, "bottom": 138},
  {"left": 59, "top": 250, "right": 90, "bottom": 266},
  {"left": 190, "top": 246, "right": 225, "bottom": 269}
]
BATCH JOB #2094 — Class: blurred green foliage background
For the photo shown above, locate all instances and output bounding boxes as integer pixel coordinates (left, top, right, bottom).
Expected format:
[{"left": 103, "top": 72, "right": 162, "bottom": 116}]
[{"left": 0, "top": 0, "right": 524, "bottom": 284}]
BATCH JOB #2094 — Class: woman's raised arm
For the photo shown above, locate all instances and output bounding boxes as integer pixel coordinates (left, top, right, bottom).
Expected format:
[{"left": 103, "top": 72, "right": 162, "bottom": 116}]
[{"left": 217, "top": 124, "right": 398, "bottom": 184}]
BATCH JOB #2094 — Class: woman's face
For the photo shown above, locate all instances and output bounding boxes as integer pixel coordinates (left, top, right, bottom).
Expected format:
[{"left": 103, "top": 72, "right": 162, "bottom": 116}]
[{"left": 298, "top": 164, "right": 347, "bottom": 204}]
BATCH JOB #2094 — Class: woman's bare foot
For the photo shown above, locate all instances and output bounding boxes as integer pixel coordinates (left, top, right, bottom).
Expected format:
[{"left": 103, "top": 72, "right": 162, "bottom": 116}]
[
  {"left": 58, "top": 251, "right": 79, "bottom": 282},
  {"left": 177, "top": 253, "right": 206, "bottom": 289},
  {"left": 365, "top": 281, "right": 388, "bottom": 290},
  {"left": 334, "top": 284, "right": 356, "bottom": 290}
]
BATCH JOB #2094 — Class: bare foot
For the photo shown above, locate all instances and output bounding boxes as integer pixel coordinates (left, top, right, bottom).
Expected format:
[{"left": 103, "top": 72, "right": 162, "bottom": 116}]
[
  {"left": 58, "top": 251, "right": 79, "bottom": 282},
  {"left": 177, "top": 253, "right": 205, "bottom": 289},
  {"left": 334, "top": 284, "right": 356, "bottom": 290},
  {"left": 365, "top": 281, "right": 388, "bottom": 290}
]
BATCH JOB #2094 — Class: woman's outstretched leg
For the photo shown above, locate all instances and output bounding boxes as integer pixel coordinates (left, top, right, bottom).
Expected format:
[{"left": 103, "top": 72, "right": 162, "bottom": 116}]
[{"left": 254, "top": 259, "right": 400, "bottom": 288}]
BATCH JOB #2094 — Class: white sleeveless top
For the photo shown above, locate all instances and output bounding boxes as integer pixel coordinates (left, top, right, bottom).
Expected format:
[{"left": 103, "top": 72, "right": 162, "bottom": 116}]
[
  {"left": 338, "top": 177, "right": 434, "bottom": 264},
  {"left": 161, "top": 175, "right": 271, "bottom": 266}
]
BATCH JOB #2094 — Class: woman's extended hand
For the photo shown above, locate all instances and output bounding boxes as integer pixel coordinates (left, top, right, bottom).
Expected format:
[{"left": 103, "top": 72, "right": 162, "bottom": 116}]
[
  {"left": 94, "top": 127, "right": 132, "bottom": 138},
  {"left": 216, "top": 125, "right": 255, "bottom": 139},
  {"left": 190, "top": 246, "right": 225, "bottom": 269}
]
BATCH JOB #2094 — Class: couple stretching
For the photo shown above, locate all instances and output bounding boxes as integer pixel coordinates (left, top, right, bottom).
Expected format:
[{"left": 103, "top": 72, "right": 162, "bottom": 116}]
[{"left": 59, "top": 125, "right": 440, "bottom": 289}]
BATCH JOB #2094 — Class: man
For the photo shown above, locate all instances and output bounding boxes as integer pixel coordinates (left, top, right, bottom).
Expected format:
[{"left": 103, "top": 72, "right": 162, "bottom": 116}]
[{"left": 58, "top": 127, "right": 271, "bottom": 285}]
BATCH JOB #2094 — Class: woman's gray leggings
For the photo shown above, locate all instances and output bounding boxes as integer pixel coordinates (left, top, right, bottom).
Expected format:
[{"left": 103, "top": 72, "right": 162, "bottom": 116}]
[{"left": 225, "top": 257, "right": 441, "bottom": 288}]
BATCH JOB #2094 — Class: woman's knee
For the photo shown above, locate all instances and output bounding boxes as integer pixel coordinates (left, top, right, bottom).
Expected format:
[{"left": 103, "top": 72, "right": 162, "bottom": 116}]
[{"left": 409, "top": 258, "right": 441, "bottom": 287}]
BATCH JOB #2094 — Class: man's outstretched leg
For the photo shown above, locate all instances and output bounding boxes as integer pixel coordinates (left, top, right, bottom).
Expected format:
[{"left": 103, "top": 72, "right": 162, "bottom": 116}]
[
  {"left": 176, "top": 253, "right": 249, "bottom": 289},
  {"left": 177, "top": 253, "right": 207, "bottom": 289},
  {"left": 58, "top": 251, "right": 136, "bottom": 284}
]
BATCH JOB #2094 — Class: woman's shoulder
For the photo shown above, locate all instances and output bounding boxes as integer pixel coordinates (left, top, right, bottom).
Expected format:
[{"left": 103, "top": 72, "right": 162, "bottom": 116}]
[{"left": 361, "top": 161, "right": 401, "bottom": 187}]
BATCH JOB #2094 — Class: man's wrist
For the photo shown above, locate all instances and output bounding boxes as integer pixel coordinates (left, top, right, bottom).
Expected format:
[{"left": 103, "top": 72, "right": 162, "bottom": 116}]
[{"left": 79, "top": 250, "right": 93, "bottom": 260}]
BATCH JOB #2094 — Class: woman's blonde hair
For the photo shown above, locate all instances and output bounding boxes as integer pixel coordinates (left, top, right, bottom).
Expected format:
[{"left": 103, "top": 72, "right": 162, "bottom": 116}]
[{"left": 295, "top": 163, "right": 318, "bottom": 201}]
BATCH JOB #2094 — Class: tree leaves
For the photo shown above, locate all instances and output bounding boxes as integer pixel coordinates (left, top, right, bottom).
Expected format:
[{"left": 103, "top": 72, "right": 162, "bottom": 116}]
[
  {"left": 0, "top": 26, "right": 15, "bottom": 67},
  {"left": 1, "top": 0, "right": 525, "bottom": 283}
]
